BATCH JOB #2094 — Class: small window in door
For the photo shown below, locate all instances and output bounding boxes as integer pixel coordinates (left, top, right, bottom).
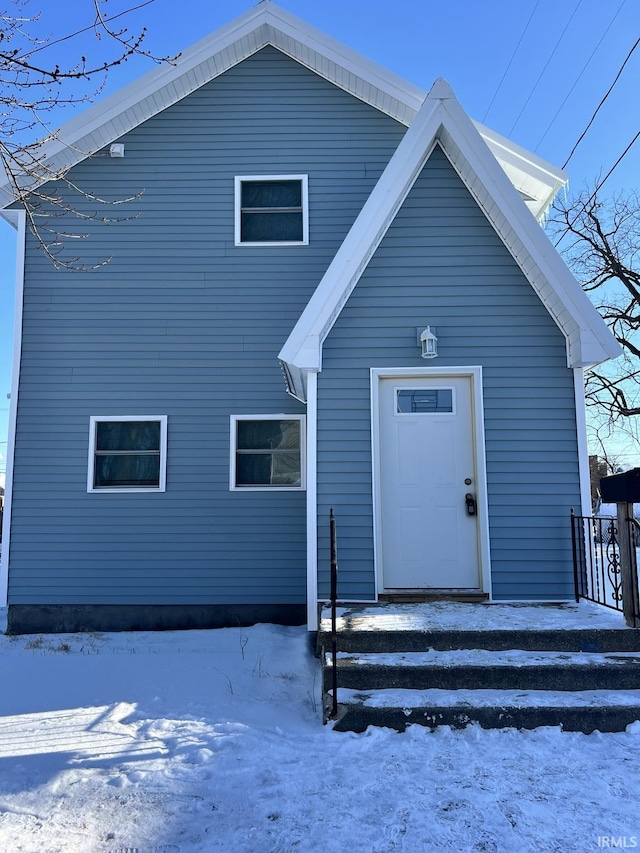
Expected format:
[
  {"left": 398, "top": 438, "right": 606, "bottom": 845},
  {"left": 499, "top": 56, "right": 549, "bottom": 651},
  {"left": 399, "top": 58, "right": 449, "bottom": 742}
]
[{"left": 396, "top": 388, "right": 454, "bottom": 414}]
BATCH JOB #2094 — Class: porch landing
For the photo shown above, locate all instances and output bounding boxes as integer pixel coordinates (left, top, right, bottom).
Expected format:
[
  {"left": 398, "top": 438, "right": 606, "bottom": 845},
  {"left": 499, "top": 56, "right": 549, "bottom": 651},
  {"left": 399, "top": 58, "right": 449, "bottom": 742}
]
[{"left": 317, "top": 601, "right": 640, "bottom": 732}]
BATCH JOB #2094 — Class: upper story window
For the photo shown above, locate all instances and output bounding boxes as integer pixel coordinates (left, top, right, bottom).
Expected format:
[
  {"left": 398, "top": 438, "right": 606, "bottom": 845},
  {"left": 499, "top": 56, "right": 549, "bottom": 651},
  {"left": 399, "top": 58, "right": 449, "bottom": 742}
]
[
  {"left": 234, "top": 175, "right": 309, "bottom": 246},
  {"left": 87, "top": 416, "right": 168, "bottom": 493}
]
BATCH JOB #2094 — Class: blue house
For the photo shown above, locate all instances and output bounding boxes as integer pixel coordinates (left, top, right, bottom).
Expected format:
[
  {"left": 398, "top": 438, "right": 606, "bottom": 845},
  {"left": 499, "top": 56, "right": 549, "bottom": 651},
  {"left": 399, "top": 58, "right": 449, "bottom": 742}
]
[{"left": 0, "top": 3, "right": 619, "bottom": 633}]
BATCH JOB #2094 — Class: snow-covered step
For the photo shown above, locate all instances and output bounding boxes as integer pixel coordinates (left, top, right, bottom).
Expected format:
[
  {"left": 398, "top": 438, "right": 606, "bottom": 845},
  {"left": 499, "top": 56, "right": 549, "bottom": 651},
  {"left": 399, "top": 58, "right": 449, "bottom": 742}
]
[
  {"left": 318, "top": 601, "right": 640, "bottom": 653},
  {"left": 329, "top": 688, "right": 640, "bottom": 733},
  {"left": 318, "top": 602, "right": 640, "bottom": 729},
  {"left": 323, "top": 648, "right": 640, "bottom": 692}
]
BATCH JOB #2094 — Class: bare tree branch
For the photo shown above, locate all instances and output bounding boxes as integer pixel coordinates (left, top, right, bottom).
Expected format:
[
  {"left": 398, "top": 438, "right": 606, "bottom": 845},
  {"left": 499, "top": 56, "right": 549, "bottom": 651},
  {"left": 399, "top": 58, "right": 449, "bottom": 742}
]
[
  {"left": 549, "top": 185, "right": 640, "bottom": 424},
  {"left": 0, "top": 0, "right": 177, "bottom": 269}
]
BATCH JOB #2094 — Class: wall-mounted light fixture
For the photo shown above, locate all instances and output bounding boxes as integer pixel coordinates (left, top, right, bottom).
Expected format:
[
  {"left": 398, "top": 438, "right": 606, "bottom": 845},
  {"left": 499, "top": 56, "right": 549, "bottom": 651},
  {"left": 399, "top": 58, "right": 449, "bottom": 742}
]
[
  {"left": 419, "top": 326, "right": 438, "bottom": 359},
  {"left": 109, "top": 143, "right": 125, "bottom": 158}
]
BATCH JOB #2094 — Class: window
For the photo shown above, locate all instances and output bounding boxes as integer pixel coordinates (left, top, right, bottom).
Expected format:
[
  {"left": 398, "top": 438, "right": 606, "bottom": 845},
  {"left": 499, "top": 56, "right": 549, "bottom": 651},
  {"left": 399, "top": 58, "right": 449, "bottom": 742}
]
[
  {"left": 396, "top": 388, "right": 454, "bottom": 414},
  {"left": 234, "top": 175, "right": 309, "bottom": 245},
  {"left": 88, "top": 416, "right": 167, "bottom": 492},
  {"left": 230, "top": 415, "right": 305, "bottom": 489}
]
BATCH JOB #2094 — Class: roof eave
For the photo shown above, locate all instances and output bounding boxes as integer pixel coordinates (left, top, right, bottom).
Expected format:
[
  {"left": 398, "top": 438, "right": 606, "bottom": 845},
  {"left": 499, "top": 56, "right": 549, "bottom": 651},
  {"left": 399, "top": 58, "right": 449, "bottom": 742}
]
[
  {"left": 0, "top": 2, "right": 567, "bottom": 217},
  {"left": 278, "top": 97, "right": 446, "bottom": 374},
  {"left": 279, "top": 80, "right": 619, "bottom": 383}
]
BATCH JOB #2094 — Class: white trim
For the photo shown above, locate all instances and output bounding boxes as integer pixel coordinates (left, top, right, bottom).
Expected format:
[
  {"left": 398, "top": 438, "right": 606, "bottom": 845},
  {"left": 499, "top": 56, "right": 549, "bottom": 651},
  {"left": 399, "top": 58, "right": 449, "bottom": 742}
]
[
  {"left": 370, "top": 366, "right": 491, "bottom": 598},
  {"left": 370, "top": 372, "right": 383, "bottom": 601},
  {"left": 573, "top": 368, "right": 592, "bottom": 516},
  {"left": 87, "top": 415, "right": 168, "bottom": 493},
  {"left": 0, "top": 2, "right": 566, "bottom": 220},
  {"left": 229, "top": 414, "right": 306, "bottom": 491},
  {"left": 305, "top": 372, "right": 318, "bottom": 630},
  {"left": 279, "top": 128, "right": 442, "bottom": 376},
  {"left": 279, "top": 82, "right": 620, "bottom": 400},
  {"left": 234, "top": 174, "right": 309, "bottom": 247},
  {"left": 0, "top": 210, "right": 26, "bottom": 608}
]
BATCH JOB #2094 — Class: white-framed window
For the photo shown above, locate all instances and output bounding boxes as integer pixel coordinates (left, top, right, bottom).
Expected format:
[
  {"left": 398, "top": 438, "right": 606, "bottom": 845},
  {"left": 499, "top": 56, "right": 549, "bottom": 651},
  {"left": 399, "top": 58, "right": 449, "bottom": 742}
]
[
  {"left": 230, "top": 415, "right": 305, "bottom": 490},
  {"left": 234, "top": 175, "right": 309, "bottom": 246},
  {"left": 87, "top": 415, "right": 168, "bottom": 493}
]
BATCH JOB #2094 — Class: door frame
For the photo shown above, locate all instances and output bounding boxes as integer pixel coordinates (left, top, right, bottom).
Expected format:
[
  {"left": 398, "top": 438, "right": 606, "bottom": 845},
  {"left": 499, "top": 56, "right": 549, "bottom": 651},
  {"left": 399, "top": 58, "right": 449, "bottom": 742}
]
[{"left": 370, "top": 366, "right": 492, "bottom": 598}]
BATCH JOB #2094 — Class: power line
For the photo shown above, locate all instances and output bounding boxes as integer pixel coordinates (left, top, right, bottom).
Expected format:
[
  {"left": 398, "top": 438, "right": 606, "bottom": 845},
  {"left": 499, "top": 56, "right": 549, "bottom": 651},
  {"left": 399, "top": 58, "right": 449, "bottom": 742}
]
[
  {"left": 482, "top": 0, "right": 541, "bottom": 123},
  {"left": 552, "top": 129, "right": 640, "bottom": 248},
  {"left": 509, "top": 0, "right": 584, "bottom": 137},
  {"left": 595, "top": 129, "right": 640, "bottom": 193},
  {"left": 534, "top": 1, "right": 626, "bottom": 152},
  {"left": 562, "top": 34, "right": 640, "bottom": 168}
]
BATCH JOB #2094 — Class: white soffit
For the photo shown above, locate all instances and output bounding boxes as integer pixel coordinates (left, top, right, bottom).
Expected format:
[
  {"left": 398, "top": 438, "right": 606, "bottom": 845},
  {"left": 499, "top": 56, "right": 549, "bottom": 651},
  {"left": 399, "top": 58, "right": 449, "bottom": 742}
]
[
  {"left": 0, "top": 1, "right": 564, "bottom": 218},
  {"left": 278, "top": 79, "right": 620, "bottom": 402}
]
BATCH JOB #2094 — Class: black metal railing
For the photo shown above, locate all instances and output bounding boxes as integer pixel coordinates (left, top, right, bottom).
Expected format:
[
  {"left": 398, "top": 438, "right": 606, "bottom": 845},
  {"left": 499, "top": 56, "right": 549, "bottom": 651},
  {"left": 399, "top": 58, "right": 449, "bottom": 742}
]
[
  {"left": 571, "top": 509, "right": 640, "bottom": 625},
  {"left": 628, "top": 518, "right": 640, "bottom": 628},
  {"left": 328, "top": 507, "right": 338, "bottom": 720}
]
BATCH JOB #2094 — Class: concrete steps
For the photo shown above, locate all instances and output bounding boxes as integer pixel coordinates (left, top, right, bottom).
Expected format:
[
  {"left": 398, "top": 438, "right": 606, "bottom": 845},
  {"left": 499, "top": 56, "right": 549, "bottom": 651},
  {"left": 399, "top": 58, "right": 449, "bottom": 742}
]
[{"left": 318, "top": 602, "right": 640, "bottom": 732}]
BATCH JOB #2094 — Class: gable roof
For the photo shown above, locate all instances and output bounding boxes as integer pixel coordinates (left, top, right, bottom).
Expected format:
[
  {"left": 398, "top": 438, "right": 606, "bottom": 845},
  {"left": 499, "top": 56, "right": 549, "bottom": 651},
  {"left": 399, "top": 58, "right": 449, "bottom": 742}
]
[
  {"left": 0, "top": 1, "right": 564, "bottom": 218},
  {"left": 278, "top": 79, "right": 621, "bottom": 401}
]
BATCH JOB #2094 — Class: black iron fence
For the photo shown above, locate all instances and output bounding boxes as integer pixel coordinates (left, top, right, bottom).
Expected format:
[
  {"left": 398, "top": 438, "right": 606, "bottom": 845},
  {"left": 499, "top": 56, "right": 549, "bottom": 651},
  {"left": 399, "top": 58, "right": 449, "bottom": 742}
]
[{"left": 571, "top": 509, "right": 640, "bottom": 625}]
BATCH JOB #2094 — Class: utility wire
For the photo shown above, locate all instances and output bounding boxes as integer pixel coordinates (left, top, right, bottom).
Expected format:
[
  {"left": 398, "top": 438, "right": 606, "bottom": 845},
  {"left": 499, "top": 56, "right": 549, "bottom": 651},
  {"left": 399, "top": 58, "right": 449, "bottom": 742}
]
[
  {"left": 594, "top": 129, "right": 640, "bottom": 193},
  {"left": 508, "top": 0, "right": 584, "bottom": 136},
  {"left": 562, "top": 34, "right": 640, "bottom": 168},
  {"left": 553, "top": 129, "right": 640, "bottom": 248},
  {"left": 482, "top": 0, "right": 541, "bottom": 123},
  {"left": 534, "top": 1, "right": 626, "bottom": 153}
]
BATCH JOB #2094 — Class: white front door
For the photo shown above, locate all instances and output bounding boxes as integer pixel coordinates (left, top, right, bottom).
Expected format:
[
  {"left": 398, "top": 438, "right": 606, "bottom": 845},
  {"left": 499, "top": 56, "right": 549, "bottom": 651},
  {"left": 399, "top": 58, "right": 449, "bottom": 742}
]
[{"left": 378, "top": 375, "right": 481, "bottom": 589}]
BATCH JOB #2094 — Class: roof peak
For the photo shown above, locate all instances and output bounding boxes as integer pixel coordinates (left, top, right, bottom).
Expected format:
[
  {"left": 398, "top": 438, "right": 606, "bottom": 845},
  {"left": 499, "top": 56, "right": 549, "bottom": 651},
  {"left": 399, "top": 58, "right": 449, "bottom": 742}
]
[
  {"left": 0, "top": 2, "right": 566, "bottom": 217},
  {"left": 278, "top": 88, "right": 619, "bottom": 399},
  {"left": 427, "top": 78, "right": 455, "bottom": 100}
]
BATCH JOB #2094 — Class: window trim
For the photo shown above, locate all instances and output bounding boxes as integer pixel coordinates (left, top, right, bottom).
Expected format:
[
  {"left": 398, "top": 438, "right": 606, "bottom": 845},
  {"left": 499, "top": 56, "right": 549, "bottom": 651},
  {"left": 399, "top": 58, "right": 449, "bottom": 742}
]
[
  {"left": 234, "top": 175, "right": 309, "bottom": 247},
  {"left": 87, "top": 415, "right": 168, "bottom": 493},
  {"left": 230, "top": 414, "right": 306, "bottom": 491}
]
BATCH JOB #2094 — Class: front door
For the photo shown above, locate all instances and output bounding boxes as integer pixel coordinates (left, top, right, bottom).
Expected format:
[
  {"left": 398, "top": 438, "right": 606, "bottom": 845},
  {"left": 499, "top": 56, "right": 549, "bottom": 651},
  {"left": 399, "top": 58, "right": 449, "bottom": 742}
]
[{"left": 378, "top": 375, "right": 481, "bottom": 589}]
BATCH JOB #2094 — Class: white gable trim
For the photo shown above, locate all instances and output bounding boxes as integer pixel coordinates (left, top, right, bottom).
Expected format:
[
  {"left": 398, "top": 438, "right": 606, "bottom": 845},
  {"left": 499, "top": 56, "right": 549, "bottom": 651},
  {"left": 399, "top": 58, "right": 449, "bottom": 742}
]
[
  {"left": 0, "top": 2, "right": 564, "bottom": 219},
  {"left": 278, "top": 80, "right": 620, "bottom": 402}
]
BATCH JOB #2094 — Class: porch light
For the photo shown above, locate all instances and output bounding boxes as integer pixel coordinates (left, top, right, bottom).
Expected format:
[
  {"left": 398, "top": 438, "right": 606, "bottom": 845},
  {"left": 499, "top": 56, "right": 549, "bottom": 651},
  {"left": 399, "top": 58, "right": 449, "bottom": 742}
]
[{"left": 420, "top": 326, "right": 438, "bottom": 359}]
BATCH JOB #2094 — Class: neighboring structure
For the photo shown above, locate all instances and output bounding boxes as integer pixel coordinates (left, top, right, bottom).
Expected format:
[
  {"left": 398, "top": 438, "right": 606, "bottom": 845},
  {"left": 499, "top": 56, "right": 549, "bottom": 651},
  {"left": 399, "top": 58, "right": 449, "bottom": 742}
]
[
  {"left": 589, "top": 455, "right": 609, "bottom": 513},
  {"left": 0, "top": 3, "right": 620, "bottom": 633}
]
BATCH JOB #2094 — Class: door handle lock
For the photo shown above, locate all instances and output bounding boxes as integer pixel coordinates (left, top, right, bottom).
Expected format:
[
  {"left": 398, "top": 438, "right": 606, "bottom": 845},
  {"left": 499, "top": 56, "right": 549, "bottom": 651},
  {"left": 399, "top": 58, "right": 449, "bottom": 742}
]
[{"left": 465, "top": 493, "right": 477, "bottom": 516}]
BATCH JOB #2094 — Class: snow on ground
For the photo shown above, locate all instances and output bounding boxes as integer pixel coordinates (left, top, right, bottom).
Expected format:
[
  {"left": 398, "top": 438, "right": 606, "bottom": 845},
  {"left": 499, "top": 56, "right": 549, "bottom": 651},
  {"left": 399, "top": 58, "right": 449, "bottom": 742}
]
[{"left": 0, "top": 611, "right": 639, "bottom": 852}]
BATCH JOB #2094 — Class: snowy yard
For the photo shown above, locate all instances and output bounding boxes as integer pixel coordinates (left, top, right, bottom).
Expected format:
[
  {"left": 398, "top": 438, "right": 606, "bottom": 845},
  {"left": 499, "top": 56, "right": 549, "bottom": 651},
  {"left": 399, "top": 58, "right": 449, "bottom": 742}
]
[{"left": 0, "top": 612, "right": 639, "bottom": 852}]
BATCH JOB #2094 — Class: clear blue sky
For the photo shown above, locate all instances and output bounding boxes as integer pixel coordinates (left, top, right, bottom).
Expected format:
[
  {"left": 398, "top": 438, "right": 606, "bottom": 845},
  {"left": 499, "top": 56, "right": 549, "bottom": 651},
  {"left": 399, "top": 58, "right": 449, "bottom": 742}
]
[{"left": 1, "top": 0, "right": 639, "bottom": 476}]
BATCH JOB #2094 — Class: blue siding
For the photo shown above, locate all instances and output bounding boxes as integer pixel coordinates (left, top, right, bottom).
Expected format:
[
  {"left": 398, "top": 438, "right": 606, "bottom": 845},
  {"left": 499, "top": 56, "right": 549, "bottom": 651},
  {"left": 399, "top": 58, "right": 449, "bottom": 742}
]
[
  {"left": 318, "top": 145, "right": 580, "bottom": 601},
  {"left": 8, "top": 47, "right": 406, "bottom": 605}
]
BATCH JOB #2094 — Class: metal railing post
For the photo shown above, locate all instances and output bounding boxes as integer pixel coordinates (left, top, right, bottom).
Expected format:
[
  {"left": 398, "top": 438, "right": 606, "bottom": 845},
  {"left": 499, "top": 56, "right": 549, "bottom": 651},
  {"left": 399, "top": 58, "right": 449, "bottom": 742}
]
[
  {"left": 329, "top": 508, "right": 338, "bottom": 719},
  {"left": 571, "top": 508, "right": 580, "bottom": 603}
]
